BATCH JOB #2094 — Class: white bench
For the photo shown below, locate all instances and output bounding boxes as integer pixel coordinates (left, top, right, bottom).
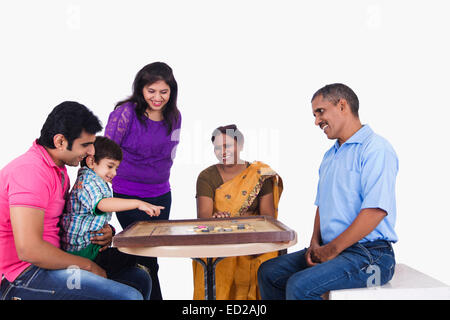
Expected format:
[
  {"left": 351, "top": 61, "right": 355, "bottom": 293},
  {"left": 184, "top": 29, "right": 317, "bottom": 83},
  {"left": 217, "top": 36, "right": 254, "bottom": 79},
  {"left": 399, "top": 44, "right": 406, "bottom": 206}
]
[{"left": 329, "top": 263, "right": 450, "bottom": 300}]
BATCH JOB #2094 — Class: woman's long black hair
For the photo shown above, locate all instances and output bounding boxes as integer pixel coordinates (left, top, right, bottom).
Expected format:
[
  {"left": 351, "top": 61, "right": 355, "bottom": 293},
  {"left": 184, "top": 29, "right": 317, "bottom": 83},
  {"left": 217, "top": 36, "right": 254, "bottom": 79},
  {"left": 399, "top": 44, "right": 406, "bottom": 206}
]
[{"left": 115, "top": 62, "right": 180, "bottom": 134}]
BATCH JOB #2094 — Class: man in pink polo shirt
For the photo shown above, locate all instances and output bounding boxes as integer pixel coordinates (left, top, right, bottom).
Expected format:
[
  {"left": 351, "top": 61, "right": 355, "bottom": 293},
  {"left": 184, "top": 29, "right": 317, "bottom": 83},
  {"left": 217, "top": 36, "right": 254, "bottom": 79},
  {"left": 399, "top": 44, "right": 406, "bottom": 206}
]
[{"left": 0, "top": 101, "right": 151, "bottom": 300}]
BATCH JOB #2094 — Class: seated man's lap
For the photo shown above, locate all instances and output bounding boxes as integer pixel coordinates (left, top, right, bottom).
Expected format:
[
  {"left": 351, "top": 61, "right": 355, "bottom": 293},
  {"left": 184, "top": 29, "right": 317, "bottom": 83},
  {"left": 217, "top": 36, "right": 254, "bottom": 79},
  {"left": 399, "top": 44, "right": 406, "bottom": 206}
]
[
  {"left": 259, "top": 241, "right": 395, "bottom": 300},
  {"left": 287, "top": 242, "right": 395, "bottom": 299},
  {"left": 1, "top": 265, "right": 143, "bottom": 300}
]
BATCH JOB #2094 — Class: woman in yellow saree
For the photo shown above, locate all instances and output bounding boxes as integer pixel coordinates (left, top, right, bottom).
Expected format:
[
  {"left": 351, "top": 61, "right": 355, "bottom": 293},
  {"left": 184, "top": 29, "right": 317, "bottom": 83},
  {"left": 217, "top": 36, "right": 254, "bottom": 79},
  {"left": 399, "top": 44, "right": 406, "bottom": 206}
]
[{"left": 193, "top": 124, "right": 283, "bottom": 300}]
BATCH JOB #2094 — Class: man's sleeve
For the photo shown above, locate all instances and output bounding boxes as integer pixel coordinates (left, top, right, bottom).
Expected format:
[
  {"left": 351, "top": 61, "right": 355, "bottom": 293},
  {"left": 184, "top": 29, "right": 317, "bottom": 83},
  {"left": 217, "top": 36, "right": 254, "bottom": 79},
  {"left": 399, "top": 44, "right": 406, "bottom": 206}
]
[
  {"left": 8, "top": 164, "right": 51, "bottom": 210},
  {"left": 360, "top": 145, "right": 398, "bottom": 215}
]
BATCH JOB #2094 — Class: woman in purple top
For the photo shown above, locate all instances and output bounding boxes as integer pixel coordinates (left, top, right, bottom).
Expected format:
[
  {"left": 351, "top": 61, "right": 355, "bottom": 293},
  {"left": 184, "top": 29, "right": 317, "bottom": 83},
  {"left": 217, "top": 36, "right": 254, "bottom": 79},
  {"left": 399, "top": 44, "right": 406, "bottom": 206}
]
[{"left": 105, "top": 62, "right": 181, "bottom": 300}]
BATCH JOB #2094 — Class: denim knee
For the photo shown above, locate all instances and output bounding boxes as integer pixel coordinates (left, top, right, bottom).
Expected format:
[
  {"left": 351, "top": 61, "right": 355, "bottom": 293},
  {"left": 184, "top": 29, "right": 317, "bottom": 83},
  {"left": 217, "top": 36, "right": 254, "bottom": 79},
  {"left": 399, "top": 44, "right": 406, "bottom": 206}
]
[
  {"left": 120, "top": 286, "right": 144, "bottom": 300},
  {"left": 285, "top": 274, "right": 312, "bottom": 300},
  {"left": 133, "top": 266, "right": 152, "bottom": 300},
  {"left": 75, "top": 268, "right": 145, "bottom": 300},
  {"left": 257, "top": 258, "right": 275, "bottom": 284}
]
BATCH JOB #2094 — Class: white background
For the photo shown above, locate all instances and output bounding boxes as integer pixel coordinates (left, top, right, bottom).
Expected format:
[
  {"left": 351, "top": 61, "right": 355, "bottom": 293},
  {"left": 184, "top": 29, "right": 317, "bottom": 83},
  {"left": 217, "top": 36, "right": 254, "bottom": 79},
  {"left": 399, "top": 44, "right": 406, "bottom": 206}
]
[{"left": 1, "top": 0, "right": 449, "bottom": 299}]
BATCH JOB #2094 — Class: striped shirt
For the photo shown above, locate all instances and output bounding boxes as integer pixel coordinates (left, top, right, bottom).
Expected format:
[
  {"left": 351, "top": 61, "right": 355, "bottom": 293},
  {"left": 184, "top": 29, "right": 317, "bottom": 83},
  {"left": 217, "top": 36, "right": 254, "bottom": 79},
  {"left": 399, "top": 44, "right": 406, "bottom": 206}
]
[{"left": 60, "top": 167, "right": 112, "bottom": 253}]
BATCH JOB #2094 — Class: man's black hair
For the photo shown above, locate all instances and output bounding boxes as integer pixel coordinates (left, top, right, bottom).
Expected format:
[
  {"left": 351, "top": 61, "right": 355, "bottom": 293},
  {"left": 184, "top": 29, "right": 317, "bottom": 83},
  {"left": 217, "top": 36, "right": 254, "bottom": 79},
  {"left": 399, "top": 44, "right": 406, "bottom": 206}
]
[
  {"left": 37, "top": 101, "right": 103, "bottom": 150},
  {"left": 311, "top": 83, "right": 360, "bottom": 117}
]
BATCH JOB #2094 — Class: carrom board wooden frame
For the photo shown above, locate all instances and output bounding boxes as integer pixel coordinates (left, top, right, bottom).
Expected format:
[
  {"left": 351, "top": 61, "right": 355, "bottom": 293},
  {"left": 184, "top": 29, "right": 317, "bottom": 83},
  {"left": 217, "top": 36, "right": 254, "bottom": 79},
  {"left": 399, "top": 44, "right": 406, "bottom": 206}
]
[{"left": 113, "top": 215, "right": 295, "bottom": 248}]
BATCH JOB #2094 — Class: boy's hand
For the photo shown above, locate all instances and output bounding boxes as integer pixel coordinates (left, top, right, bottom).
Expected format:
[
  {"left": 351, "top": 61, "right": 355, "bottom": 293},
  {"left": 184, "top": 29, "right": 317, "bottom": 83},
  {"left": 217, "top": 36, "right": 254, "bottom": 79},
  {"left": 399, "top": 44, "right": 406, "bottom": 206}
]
[{"left": 138, "top": 201, "right": 164, "bottom": 217}]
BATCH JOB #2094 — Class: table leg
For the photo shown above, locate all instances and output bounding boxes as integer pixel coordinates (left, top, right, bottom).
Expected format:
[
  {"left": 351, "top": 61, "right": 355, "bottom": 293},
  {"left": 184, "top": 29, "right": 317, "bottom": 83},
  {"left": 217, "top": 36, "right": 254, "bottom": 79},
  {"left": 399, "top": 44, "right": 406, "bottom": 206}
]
[{"left": 192, "top": 257, "right": 224, "bottom": 300}]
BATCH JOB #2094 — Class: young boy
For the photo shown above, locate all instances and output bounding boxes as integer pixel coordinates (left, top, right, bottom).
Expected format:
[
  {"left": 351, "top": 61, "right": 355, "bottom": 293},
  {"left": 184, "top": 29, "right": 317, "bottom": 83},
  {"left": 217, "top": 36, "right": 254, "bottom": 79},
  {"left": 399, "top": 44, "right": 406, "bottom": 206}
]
[{"left": 60, "top": 136, "right": 164, "bottom": 278}]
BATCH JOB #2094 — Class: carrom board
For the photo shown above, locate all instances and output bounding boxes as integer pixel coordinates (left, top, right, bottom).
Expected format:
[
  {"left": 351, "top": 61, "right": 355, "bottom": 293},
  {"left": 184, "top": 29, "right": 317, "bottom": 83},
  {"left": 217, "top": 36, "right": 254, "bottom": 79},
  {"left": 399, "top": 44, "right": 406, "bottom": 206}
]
[{"left": 113, "top": 215, "right": 295, "bottom": 248}]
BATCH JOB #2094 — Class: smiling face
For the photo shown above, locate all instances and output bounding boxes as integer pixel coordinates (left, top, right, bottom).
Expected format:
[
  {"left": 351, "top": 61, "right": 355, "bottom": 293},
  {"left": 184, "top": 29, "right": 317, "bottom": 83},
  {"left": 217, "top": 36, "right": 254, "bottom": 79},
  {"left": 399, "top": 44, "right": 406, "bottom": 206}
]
[
  {"left": 87, "top": 157, "right": 120, "bottom": 183},
  {"left": 57, "top": 130, "right": 96, "bottom": 167},
  {"left": 142, "top": 80, "right": 171, "bottom": 113},
  {"left": 213, "top": 133, "right": 243, "bottom": 165},
  {"left": 312, "top": 95, "right": 348, "bottom": 143}
]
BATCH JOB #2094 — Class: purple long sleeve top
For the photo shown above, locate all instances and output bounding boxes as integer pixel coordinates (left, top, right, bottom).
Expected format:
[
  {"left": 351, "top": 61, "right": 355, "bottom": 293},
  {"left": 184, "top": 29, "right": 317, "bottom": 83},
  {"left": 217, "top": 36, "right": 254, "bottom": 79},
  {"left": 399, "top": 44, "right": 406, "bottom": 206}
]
[{"left": 104, "top": 102, "right": 181, "bottom": 198}]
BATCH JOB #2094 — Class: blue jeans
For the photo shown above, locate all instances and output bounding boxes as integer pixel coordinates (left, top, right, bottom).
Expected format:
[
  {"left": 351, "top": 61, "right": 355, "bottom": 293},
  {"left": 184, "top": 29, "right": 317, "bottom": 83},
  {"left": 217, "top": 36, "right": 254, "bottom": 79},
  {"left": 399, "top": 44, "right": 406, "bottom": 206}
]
[
  {"left": 258, "top": 240, "right": 395, "bottom": 300},
  {"left": 114, "top": 191, "right": 171, "bottom": 301},
  {"left": 1, "top": 264, "right": 151, "bottom": 300}
]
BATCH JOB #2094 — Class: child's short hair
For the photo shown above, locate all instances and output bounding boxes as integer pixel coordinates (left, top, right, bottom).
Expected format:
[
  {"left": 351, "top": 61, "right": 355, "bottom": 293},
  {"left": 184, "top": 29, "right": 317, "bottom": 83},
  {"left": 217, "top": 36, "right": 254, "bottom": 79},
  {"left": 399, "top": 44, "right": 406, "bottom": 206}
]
[{"left": 80, "top": 136, "right": 123, "bottom": 167}]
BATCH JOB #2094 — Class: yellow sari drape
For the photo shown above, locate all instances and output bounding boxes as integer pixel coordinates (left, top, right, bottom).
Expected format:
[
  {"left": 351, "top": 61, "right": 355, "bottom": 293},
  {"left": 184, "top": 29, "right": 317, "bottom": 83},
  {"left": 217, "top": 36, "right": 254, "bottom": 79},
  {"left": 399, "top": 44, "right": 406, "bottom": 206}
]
[{"left": 192, "top": 161, "right": 283, "bottom": 300}]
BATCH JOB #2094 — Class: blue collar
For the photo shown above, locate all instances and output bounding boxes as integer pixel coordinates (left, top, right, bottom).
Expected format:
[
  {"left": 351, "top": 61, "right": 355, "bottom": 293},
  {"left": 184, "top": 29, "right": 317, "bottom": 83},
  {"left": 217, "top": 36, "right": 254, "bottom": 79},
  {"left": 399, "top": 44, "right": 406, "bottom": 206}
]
[{"left": 334, "top": 124, "right": 373, "bottom": 150}]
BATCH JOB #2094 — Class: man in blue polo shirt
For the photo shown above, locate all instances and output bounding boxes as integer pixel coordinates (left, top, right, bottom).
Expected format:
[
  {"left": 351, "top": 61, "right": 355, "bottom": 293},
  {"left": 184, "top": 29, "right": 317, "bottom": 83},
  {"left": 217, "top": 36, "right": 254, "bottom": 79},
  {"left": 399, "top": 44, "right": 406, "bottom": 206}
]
[{"left": 258, "top": 83, "right": 398, "bottom": 300}]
